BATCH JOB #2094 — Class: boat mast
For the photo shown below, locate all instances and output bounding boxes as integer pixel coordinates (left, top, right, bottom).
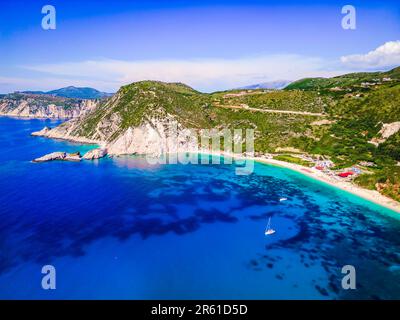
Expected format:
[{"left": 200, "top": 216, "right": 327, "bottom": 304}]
[{"left": 267, "top": 217, "right": 271, "bottom": 229}]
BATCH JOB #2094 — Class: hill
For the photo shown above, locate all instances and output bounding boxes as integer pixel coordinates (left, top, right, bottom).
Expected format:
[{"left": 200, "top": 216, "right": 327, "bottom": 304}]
[
  {"left": 285, "top": 67, "right": 400, "bottom": 91},
  {"left": 238, "top": 80, "right": 291, "bottom": 90},
  {"left": 22, "top": 86, "right": 113, "bottom": 99}
]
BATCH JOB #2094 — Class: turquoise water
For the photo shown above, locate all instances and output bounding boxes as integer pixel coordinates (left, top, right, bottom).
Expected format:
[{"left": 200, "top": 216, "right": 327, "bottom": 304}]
[{"left": 0, "top": 117, "right": 399, "bottom": 299}]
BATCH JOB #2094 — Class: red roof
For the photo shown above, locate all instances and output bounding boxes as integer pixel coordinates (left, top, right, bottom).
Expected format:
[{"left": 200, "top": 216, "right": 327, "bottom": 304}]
[{"left": 338, "top": 171, "right": 354, "bottom": 178}]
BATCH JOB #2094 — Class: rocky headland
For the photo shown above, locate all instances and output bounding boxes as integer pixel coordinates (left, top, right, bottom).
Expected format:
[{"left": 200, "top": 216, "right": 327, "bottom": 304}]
[{"left": 0, "top": 93, "right": 100, "bottom": 119}]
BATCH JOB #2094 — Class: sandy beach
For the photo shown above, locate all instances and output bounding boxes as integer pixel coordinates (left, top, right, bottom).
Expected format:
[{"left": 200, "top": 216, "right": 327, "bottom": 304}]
[
  {"left": 200, "top": 150, "right": 400, "bottom": 214},
  {"left": 256, "top": 157, "right": 400, "bottom": 214}
]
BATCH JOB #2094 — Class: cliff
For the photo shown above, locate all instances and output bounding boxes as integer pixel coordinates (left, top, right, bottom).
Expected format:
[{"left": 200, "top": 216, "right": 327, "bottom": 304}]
[{"left": 0, "top": 93, "right": 99, "bottom": 118}]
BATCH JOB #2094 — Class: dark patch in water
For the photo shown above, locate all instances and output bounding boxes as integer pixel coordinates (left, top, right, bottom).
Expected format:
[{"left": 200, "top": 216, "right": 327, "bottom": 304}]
[{"left": 315, "top": 285, "right": 329, "bottom": 297}]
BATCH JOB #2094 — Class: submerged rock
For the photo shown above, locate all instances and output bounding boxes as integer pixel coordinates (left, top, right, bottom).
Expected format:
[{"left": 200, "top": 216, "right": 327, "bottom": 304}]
[
  {"left": 82, "top": 148, "right": 107, "bottom": 160},
  {"left": 33, "top": 151, "right": 81, "bottom": 163}
]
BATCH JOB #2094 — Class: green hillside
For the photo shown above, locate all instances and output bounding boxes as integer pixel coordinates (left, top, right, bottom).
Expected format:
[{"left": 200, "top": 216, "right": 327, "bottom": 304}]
[
  {"left": 284, "top": 68, "right": 400, "bottom": 201},
  {"left": 210, "top": 89, "right": 330, "bottom": 113},
  {"left": 285, "top": 67, "right": 400, "bottom": 91},
  {"left": 72, "top": 81, "right": 213, "bottom": 141}
]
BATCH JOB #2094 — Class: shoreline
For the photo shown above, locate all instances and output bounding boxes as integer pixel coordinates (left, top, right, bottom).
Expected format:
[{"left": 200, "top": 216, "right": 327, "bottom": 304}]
[
  {"left": 27, "top": 120, "right": 400, "bottom": 213},
  {"left": 220, "top": 152, "right": 400, "bottom": 214},
  {"left": 194, "top": 150, "right": 400, "bottom": 214}
]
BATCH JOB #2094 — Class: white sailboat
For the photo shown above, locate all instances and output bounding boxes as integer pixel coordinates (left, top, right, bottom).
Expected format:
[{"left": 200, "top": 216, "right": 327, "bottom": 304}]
[
  {"left": 279, "top": 197, "right": 287, "bottom": 202},
  {"left": 265, "top": 217, "right": 276, "bottom": 235}
]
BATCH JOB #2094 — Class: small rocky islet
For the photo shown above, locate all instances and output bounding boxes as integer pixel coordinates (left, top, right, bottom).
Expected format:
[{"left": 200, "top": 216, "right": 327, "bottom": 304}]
[{"left": 32, "top": 148, "right": 107, "bottom": 163}]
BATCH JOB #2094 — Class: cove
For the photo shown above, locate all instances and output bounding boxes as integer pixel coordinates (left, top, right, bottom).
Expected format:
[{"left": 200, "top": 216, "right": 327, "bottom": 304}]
[{"left": 0, "top": 117, "right": 399, "bottom": 300}]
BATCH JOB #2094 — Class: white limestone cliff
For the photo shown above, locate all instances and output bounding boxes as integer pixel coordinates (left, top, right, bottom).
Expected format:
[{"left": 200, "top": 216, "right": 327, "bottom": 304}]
[
  {"left": 33, "top": 114, "right": 200, "bottom": 157},
  {"left": 0, "top": 98, "right": 97, "bottom": 119}
]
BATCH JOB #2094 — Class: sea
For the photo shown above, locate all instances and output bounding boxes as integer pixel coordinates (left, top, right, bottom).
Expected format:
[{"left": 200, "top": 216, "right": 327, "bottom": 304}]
[{"left": 0, "top": 116, "right": 399, "bottom": 299}]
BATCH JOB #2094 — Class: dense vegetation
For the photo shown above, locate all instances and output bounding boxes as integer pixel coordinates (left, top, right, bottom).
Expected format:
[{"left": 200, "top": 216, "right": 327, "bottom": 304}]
[
  {"left": 273, "top": 154, "right": 313, "bottom": 167},
  {"left": 285, "top": 67, "right": 400, "bottom": 200},
  {"left": 355, "top": 167, "right": 400, "bottom": 202},
  {"left": 72, "top": 81, "right": 213, "bottom": 141},
  {"left": 210, "top": 89, "right": 329, "bottom": 113},
  {"left": 285, "top": 67, "right": 400, "bottom": 91}
]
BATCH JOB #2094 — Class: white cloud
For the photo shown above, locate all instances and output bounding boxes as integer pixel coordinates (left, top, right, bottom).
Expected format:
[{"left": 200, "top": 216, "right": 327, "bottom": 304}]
[
  {"left": 341, "top": 40, "right": 400, "bottom": 69},
  {"left": 21, "top": 55, "right": 346, "bottom": 93}
]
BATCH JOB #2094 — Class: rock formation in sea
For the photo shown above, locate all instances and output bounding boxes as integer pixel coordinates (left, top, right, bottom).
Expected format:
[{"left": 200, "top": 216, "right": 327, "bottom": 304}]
[
  {"left": 82, "top": 148, "right": 108, "bottom": 160},
  {"left": 33, "top": 151, "right": 82, "bottom": 163},
  {"left": 31, "top": 126, "right": 51, "bottom": 136}
]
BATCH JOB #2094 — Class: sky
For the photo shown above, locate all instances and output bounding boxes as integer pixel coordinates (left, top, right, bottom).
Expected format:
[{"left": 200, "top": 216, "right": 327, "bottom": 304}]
[{"left": 0, "top": 0, "right": 399, "bottom": 93}]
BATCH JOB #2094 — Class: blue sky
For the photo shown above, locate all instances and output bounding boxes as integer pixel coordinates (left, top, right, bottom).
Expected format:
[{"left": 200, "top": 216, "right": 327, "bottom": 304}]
[{"left": 0, "top": 0, "right": 399, "bottom": 93}]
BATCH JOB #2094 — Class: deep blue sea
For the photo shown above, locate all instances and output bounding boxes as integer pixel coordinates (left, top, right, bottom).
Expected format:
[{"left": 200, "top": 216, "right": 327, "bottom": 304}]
[{"left": 0, "top": 117, "right": 399, "bottom": 299}]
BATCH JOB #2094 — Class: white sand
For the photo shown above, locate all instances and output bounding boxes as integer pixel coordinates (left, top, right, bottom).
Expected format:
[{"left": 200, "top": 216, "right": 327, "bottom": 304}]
[
  {"left": 202, "top": 151, "right": 400, "bottom": 214},
  {"left": 256, "top": 158, "right": 400, "bottom": 213}
]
